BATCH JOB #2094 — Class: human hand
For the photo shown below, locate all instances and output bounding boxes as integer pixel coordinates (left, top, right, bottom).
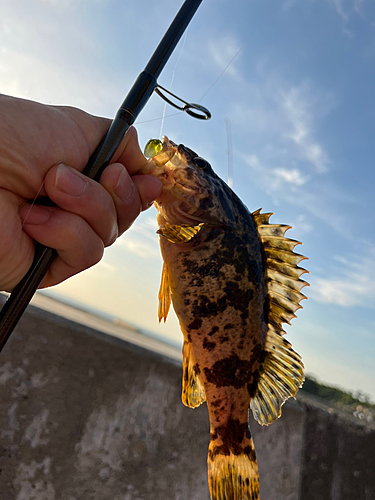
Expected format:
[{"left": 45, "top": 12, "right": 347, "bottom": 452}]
[{"left": 0, "top": 95, "right": 162, "bottom": 292}]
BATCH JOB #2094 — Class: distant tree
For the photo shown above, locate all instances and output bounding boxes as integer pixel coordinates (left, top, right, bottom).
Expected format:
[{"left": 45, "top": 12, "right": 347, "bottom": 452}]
[
  {"left": 302, "top": 375, "right": 375, "bottom": 410},
  {"left": 301, "top": 377, "right": 319, "bottom": 396}
]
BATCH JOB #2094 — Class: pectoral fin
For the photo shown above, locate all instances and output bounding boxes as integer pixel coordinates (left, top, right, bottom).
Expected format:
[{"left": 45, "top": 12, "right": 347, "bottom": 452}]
[
  {"left": 158, "top": 262, "right": 171, "bottom": 323},
  {"left": 157, "top": 223, "right": 204, "bottom": 244}
]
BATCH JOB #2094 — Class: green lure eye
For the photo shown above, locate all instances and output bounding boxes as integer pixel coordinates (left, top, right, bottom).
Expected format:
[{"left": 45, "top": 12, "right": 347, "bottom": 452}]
[{"left": 144, "top": 139, "right": 163, "bottom": 158}]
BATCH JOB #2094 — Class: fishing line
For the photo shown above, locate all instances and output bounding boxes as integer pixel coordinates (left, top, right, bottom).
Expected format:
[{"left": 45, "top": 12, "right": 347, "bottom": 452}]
[
  {"left": 137, "top": 25, "right": 259, "bottom": 127},
  {"left": 137, "top": 111, "right": 183, "bottom": 125},
  {"left": 198, "top": 25, "right": 259, "bottom": 103},
  {"left": 159, "top": 31, "right": 188, "bottom": 138},
  {"left": 21, "top": 180, "right": 46, "bottom": 229}
]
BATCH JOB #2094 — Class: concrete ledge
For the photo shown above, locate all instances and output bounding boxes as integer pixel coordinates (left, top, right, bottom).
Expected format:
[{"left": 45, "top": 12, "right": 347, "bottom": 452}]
[{"left": 0, "top": 295, "right": 373, "bottom": 499}]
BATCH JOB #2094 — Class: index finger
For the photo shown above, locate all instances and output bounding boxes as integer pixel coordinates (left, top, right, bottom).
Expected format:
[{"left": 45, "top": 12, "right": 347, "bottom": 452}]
[{"left": 111, "top": 126, "right": 148, "bottom": 176}]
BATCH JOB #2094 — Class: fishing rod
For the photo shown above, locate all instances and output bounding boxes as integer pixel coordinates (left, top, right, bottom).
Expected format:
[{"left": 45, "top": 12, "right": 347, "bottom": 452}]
[{"left": 0, "top": 0, "right": 210, "bottom": 352}]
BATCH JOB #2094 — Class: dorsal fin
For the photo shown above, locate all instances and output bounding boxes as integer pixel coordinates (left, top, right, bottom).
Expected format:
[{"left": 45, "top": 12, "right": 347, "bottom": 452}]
[{"left": 250, "top": 209, "right": 308, "bottom": 425}]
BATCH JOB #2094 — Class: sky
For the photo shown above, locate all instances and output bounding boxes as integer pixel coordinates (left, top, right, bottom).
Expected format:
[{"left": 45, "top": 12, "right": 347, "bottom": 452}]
[{"left": 1, "top": 0, "right": 374, "bottom": 400}]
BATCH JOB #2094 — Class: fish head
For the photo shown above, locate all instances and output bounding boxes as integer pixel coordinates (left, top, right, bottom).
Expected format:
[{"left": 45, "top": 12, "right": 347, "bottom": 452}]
[{"left": 141, "top": 136, "right": 236, "bottom": 228}]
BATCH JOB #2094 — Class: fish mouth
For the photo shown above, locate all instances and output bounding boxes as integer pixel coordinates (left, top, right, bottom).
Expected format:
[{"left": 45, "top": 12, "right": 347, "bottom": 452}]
[
  {"left": 141, "top": 136, "right": 234, "bottom": 229},
  {"left": 141, "top": 136, "right": 207, "bottom": 199},
  {"left": 140, "top": 138, "right": 210, "bottom": 226},
  {"left": 143, "top": 136, "right": 197, "bottom": 171}
]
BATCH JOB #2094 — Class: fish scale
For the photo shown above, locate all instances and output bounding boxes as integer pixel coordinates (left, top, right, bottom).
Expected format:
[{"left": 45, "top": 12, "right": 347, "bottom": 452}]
[{"left": 141, "top": 137, "right": 308, "bottom": 500}]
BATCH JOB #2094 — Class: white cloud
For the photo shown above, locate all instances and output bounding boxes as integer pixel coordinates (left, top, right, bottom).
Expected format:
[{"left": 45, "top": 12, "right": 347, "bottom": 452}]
[
  {"left": 274, "top": 168, "right": 309, "bottom": 186},
  {"left": 128, "top": 215, "right": 158, "bottom": 239},
  {"left": 98, "top": 261, "right": 117, "bottom": 273},
  {"left": 241, "top": 144, "right": 362, "bottom": 239},
  {"left": 280, "top": 83, "right": 331, "bottom": 173},
  {"left": 327, "top": 0, "right": 371, "bottom": 36},
  {"left": 353, "top": 0, "right": 365, "bottom": 15},
  {"left": 208, "top": 35, "right": 242, "bottom": 78},
  {"left": 329, "top": 0, "right": 349, "bottom": 22},
  {"left": 117, "top": 239, "right": 160, "bottom": 260},
  {"left": 0, "top": 47, "right": 108, "bottom": 111},
  {"left": 243, "top": 153, "right": 264, "bottom": 172},
  {"left": 116, "top": 214, "right": 160, "bottom": 260},
  {"left": 293, "top": 214, "right": 313, "bottom": 234},
  {"left": 233, "top": 75, "right": 334, "bottom": 180},
  {"left": 312, "top": 278, "right": 360, "bottom": 306},
  {"left": 232, "top": 71, "right": 365, "bottom": 239},
  {"left": 310, "top": 247, "right": 375, "bottom": 307},
  {"left": 281, "top": 180, "right": 362, "bottom": 238},
  {"left": 282, "top": 0, "right": 300, "bottom": 10},
  {"left": 242, "top": 153, "right": 310, "bottom": 195},
  {"left": 0, "top": 1, "right": 129, "bottom": 114},
  {"left": 328, "top": 0, "right": 369, "bottom": 22}
]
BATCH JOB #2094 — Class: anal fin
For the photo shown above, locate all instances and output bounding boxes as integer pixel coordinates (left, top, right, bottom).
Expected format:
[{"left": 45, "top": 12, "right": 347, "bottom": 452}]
[
  {"left": 158, "top": 262, "right": 171, "bottom": 323},
  {"left": 182, "top": 340, "right": 206, "bottom": 408}
]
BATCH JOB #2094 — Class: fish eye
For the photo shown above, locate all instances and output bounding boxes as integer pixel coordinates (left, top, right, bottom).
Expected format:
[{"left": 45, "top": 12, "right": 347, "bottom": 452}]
[{"left": 193, "top": 157, "right": 211, "bottom": 171}]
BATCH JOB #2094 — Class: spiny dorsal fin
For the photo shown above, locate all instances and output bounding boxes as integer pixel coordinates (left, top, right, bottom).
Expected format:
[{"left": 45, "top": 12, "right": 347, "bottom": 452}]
[
  {"left": 250, "top": 209, "right": 308, "bottom": 425},
  {"left": 252, "top": 208, "right": 273, "bottom": 226}
]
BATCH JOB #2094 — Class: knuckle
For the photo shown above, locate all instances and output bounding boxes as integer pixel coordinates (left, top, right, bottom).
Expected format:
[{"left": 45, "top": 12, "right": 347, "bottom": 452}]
[
  {"left": 105, "top": 226, "right": 118, "bottom": 247},
  {"left": 86, "top": 240, "right": 104, "bottom": 268}
]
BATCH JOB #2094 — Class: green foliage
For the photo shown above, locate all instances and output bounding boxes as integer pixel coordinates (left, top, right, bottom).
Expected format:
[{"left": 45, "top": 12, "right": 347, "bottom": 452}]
[{"left": 302, "top": 375, "right": 375, "bottom": 410}]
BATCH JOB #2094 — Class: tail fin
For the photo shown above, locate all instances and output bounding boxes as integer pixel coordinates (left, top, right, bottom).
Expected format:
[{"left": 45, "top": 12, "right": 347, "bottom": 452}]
[{"left": 207, "top": 440, "right": 260, "bottom": 500}]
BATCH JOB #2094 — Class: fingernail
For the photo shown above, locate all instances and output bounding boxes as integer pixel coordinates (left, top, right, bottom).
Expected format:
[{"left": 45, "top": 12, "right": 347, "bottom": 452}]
[
  {"left": 114, "top": 167, "right": 134, "bottom": 202},
  {"left": 20, "top": 205, "right": 51, "bottom": 225},
  {"left": 55, "top": 164, "right": 87, "bottom": 196}
]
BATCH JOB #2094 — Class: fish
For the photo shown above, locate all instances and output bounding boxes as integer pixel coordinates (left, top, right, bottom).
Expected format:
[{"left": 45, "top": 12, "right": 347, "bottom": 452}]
[{"left": 141, "top": 137, "right": 308, "bottom": 500}]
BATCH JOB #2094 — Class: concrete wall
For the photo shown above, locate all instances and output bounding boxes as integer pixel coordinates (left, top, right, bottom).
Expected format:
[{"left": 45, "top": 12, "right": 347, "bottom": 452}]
[{"left": 0, "top": 296, "right": 374, "bottom": 500}]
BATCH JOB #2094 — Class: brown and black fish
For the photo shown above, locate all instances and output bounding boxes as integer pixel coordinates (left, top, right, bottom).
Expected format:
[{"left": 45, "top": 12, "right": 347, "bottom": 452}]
[{"left": 141, "top": 137, "right": 308, "bottom": 500}]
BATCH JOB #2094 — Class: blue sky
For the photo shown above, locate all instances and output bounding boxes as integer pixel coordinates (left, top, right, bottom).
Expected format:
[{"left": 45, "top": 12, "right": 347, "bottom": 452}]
[{"left": 1, "top": 0, "right": 374, "bottom": 399}]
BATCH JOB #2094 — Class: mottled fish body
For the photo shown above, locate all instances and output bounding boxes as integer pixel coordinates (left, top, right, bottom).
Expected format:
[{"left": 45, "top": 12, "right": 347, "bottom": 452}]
[{"left": 141, "top": 137, "right": 308, "bottom": 500}]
